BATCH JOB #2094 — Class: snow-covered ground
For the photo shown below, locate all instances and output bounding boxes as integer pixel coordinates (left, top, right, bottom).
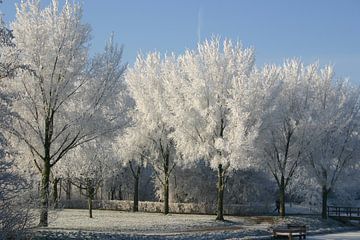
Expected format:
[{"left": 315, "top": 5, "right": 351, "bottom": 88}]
[
  {"left": 308, "top": 231, "right": 360, "bottom": 239},
  {"left": 32, "top": 209, "right": 358, "bottom": 240}
]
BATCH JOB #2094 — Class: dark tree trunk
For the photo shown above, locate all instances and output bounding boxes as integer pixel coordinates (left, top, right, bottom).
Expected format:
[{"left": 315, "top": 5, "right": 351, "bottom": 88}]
[
  {"left": 88, "top": 197, "right": 93, "bottom": 218},
  {"left": 37, "top": 181, "right": 41, "bottom": 198},
  {"left": 279, "top": 176, "right": 286, "bottom": 217},
  {"left": 322, "top": 185, "right": 329, "bottom": 219},
  {"left": 87, "top": 179, "right": 95, "bottom": 218},
  {"left": 52, "top": 178, "right": 60, "bottom": 208},
  {"left": 66, "top": 178, "right": 71, "bottom": 200},
  {"left": 163, "top": 155, "right": 170, "bottom": 215},
  {"left": 164, "top": 176, "right": 169, "bottom": 214},
  {"left": 79, "top": 183, "right": 81, "bottom": 197},
  {"left": 133, "top": 166, "right": 141, "bottom": 212},
  {"left": 216, "top": 163, "right": 225, "bottom": 221},
  {"left": 39, "top": 159, "right": 50, "bottom": 227},
  {"left": 118, "top": 187, "right": 122, "bottom": 200},
  {"left": 58, "top": 178, "right": 62, "bottom": 200},
  {"left": 110, "top": 188, "right": 115, "bottom": 200},
  {"left": 39, "top": 112, "right": 55, "bottom": 227}
]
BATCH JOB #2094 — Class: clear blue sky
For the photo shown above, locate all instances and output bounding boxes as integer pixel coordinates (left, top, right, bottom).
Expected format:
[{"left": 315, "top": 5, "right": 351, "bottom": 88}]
[{"left": 1, "top": 0, "right": 359, "bottom": 81}]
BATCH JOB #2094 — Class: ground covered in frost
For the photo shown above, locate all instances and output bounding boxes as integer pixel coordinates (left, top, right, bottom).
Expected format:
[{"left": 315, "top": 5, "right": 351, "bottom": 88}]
[{"left": 31, "top": 209, "right": 357, "bottom": 239}]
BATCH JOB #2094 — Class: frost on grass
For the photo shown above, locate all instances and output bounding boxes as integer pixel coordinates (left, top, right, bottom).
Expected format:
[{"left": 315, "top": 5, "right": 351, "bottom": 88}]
[{"left": 33, "top": 209, "right": 355, "bottom": 240}]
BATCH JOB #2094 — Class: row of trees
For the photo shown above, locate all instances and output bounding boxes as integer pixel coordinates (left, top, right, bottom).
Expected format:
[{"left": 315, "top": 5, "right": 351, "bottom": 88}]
[
  {"left": 123, "top": 41, "right": 360, "bottom": 220},
  {"left": 1, "top": 0, "right": 359, "bottom": 230}
]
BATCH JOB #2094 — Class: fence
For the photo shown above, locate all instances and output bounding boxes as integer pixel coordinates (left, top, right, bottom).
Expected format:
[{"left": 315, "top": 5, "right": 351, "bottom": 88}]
[
  {"left": 62, "top": 199, "right": 272, "bottom": 215},
  {"left": 327, "top": 206, "right": 360, "bottom": 218}
]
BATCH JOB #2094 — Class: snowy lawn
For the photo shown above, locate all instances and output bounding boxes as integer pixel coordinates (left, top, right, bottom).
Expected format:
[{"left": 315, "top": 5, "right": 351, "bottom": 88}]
[
  {"left": 308, "top": 231, "right": 360, "bottom": 239},
  {"left": 32, "top": 209, "right": 358, "bottom": 239}
]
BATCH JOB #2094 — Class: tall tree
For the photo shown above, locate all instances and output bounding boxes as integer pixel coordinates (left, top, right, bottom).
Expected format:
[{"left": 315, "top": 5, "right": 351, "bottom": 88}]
[
  {"left": 304, "top": 68, "right": 360, "bottom": 218},
  {"left": 6, "top": 0, "right": 127, "bottom": 226},
  {"left": 166, "top": 38, "right": 260, "bottom": 220},
  {"left": 253, "top": 60, "right": 322, "bottom": 217},
  {"left": 125, "top": 53, "right": 177, "bottom": 214}
]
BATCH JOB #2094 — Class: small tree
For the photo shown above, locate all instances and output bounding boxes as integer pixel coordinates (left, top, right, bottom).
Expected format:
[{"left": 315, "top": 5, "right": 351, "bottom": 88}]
[{"left": 64, "top": 140, "right": 112, "bottom": 218}]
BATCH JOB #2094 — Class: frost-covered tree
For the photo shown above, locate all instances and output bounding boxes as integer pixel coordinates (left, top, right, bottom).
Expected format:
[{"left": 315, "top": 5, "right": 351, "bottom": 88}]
[
  {"left": 253, "top": 60, "right": 318, "bottom": 217},
  {"left": 63, "top": 140, "right": 113, "bottom": 218},
  {"left": 115, "top": 125, "right": 149, "bottom": 212},
  {"left": 6, "top": 0, "right": 127, "bottom": 226},
  {"left": 125, "top": 53, "right": 177, "bottom": 214},
  {"left": 167, "top": 38, "right": 260, "bottom": 220},
  {"left": 0, "top": 8, "right": 34, "bottom": 238},
  {"left": 303, "top": 69, "right": 360, "bottom": 218},
  {"left": 0, "top": 140, "right": 33, "bottom": 239}
]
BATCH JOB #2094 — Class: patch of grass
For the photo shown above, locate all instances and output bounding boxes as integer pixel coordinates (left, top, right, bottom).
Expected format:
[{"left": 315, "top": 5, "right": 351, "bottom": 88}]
[{"left": 247, "top": 216, "right": 277, "bottom": 224}]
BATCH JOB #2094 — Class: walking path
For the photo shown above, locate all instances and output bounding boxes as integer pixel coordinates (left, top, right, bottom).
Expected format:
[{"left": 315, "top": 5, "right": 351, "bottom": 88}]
[{"left": 308, "top": 231, "right": 360, "bottom": 240}]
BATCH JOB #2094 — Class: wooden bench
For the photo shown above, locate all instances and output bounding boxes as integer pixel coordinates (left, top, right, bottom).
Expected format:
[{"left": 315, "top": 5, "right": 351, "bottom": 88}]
[{"left": 273, "top": 224, "right": 306, "bottom": 239}]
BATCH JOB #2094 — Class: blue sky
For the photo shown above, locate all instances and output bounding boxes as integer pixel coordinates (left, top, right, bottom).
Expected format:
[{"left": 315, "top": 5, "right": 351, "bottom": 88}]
[{"left": 1, "top": 0, "right": 360, "bottom": 81}]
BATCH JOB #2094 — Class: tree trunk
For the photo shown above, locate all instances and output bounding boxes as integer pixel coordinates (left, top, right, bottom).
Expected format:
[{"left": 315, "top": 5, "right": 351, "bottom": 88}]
[
  {"left": 66, "top": 178, "right": 71, "bottom": 200},
  {"left": 52, "top": 178, "right": 60, "bottom": 208},
  {"left": 133, "top": 166, "right": 141, "bottom": 212},
  {"left": 216, "top": 163, "right": 225, "bottom": 221},
  {"left": 163, "top": 154, "right": 170, "bottom": 215},
  {"left": 58, "top": 178, "right": 62, "bottom": 200},
  {"left": 87, "top": 179, "right": 95, "bottom": 218},
  {"left": 118, "top": 187, "right": 122, "bottom": 200},
  {"left": 39, "top": 160, "right": 50, "bottom": 227},
  {"left": 37, "top": 181, "right": 41, "bottom": 198},
  {"left": 279, "top": 176, "right": 286, "bottom": 217},
  {"left": 39, "top": 115, "right": 54, "bottom": 227},
  {"left": 322, "top": 185, "right": 329, "bottom": 219},
  {"left": 110, "top": 188, "right": 115, "bottom": 200},
  {"left": 88, "top": 197, "right": 93, "bottom": 218},
  {"left": 164, "top": 176, "right": 169, "bottom": 214}
]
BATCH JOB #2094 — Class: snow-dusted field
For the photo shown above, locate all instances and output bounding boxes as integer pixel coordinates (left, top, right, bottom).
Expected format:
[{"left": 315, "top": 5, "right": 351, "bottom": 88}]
[
  {"left": 32, "top": 209, "right": 357, "bottom": 239},
  {"left": 308, "top": 231, "right": 360, "bottom": 240}
]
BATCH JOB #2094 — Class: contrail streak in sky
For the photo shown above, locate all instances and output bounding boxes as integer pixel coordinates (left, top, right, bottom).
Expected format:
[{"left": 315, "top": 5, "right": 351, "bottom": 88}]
[{"left": 197, "top": 7, "right": 202, "bottom": 43}]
